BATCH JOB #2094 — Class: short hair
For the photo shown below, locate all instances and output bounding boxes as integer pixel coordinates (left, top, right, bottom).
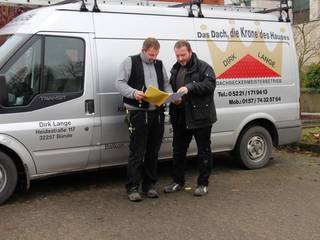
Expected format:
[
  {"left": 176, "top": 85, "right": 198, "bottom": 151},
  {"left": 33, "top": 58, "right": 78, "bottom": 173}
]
[
  {"left": 174, "top": 40, "right": 192, "bottom": 52},
  {"left": 142, "top": 38, "right": 160, "bottom": 50}
]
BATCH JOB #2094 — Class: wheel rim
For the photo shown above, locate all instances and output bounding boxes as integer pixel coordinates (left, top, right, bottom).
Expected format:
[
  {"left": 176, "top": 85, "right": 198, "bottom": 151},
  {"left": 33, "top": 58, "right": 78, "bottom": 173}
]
[
  {"left": 247, "top": 136, "right": 266, "bottom": 161},
  {"left": 0, "top": 163, "right": 7, "bottom": 192}
]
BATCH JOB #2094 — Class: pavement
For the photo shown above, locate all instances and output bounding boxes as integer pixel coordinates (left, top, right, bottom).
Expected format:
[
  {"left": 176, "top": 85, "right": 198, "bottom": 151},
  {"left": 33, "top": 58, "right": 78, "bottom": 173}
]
[{"left": 0, "top": 150, "right": 320, "bottom": 240}]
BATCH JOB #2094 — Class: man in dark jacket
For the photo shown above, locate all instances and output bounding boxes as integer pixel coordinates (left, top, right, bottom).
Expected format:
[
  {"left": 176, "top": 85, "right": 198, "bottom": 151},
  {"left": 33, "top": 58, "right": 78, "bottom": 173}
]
[
  {"left": 116, "top": 38, "right": 171, "bottom": 202},
  {"left": 164, "top": 40, "right": 217, "bottom": 196}
]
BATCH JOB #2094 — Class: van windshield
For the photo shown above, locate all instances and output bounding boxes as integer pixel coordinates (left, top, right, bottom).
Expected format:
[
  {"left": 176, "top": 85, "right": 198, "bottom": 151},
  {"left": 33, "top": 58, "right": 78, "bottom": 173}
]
[{"left": 0, "top": 34, "right": 30, "bottom": 69}]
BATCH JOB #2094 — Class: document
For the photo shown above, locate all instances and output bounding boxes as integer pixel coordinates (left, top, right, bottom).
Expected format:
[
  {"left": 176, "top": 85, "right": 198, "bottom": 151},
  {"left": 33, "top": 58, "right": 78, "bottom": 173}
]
[{"left": 144, "top": 85, "right": 185, "bottom": 107}]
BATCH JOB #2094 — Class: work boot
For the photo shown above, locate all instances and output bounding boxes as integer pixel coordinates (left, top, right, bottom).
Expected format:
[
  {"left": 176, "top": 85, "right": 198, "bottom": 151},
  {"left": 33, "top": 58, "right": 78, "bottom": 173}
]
[
  {"left": 193, "top": 185, "right": 208, "bottom": 197},
  {"left": 142, "top": 187, "right": 159, "bottom": 198},
  {"left": 127, "top": 189, "right": 142, "bottom": 202},
  {"left": 163, "top": 182, "right": 184, "bottom": 193}
]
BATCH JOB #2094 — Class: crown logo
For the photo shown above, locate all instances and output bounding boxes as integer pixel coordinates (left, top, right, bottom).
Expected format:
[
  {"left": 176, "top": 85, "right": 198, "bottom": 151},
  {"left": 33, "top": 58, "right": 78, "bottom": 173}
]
[{"left": 201, "top": 22, "right": 286, "bottom": 79}]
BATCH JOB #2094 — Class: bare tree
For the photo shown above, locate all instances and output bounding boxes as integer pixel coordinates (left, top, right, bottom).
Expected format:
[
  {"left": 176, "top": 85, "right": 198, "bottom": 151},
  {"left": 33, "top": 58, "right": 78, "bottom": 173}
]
[{"left": 293, "top": 22, "right": 320, "bottom": 72}]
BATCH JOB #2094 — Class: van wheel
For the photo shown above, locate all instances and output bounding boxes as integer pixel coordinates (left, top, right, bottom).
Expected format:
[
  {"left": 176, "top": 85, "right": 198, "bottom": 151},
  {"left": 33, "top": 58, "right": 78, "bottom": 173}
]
[
  {"left": 236, "top": 126, "right": 272, "bottom": 169},
  {"left": 0, "top": 152, "right": 18, "bottom": 205}
]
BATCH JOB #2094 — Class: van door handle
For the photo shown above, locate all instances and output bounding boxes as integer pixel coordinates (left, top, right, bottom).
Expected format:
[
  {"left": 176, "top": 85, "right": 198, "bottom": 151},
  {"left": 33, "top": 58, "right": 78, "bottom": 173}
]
[{"left": 85, "top": 99, "right": 94, "bottom": 114}]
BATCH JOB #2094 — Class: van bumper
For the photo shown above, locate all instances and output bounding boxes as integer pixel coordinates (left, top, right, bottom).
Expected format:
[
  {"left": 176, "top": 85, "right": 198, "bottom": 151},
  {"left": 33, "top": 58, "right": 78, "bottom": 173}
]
[{"left": 276, "top": 120, "right": 302, "bottom": 145}]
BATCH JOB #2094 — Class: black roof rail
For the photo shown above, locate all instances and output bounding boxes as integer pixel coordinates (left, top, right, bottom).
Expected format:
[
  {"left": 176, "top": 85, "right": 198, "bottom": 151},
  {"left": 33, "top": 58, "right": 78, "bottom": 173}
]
[
  {"left": 51, "top": 0, "right": 88, "bottom": 11},
  {"left": 92, "top": 0, "right": 100, "bottom": 11},
  {"left": 254, "top": 0, "right": 291, "bottom": 22},
  {"left": 80, "top": 0, "right": 88, "bottom": 11},
  {"left": 169, "top": 0, "right": 204, "bottom": 18},
  {"left": 254, "top": 6, "right": 292, "bottom": 14},
  {"left": 279, "top": 0, "right": 291, "bottom": 22},
  {"left": 52, "top": 0, "right": 81, "bottom": 5}
]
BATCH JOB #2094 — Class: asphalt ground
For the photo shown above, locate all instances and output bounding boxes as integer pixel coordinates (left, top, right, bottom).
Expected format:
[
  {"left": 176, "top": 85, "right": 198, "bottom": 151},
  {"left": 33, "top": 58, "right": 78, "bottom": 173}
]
[{"left": 0, "top": 150, "right": 320, "bottom": 240}]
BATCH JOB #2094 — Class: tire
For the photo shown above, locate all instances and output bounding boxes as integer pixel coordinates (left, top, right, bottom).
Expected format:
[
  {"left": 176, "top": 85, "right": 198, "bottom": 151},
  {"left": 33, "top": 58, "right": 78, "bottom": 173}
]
[
  {"left": 0, "top": 151, "right": 18, "bottom": 205},
  {"left": 235, "top": 126, "right": 272, "bottom": 169}
]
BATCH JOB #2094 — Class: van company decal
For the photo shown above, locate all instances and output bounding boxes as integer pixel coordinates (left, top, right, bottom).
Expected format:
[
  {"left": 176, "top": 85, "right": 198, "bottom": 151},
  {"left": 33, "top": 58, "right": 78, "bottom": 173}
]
[
  {"left": 216, "top": 89, "right": 281, "bottom": 105},
  {"left": 196, "top": 22, "right": 289, "bottom": 83},
  {"left": 196, "top": 21, "right": 288, "bottom": 105},
  {"left": 36, "top": 120, "right": 75, "bottom": 141}
]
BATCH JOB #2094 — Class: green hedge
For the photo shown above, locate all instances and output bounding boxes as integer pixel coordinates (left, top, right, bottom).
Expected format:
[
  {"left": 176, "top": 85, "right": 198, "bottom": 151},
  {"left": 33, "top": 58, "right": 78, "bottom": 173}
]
[{"left": 305, "top": 63, "right": 320, "bottom": 89}]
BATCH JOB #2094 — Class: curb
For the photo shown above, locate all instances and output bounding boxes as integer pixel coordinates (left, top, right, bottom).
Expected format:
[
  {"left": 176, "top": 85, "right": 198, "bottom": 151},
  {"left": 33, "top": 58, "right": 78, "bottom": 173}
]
[
  {"left": 301, "top": 112, "right": 320, "bottom": 128},
  {"left": 298, "top": 143, "right": 320, "bottom": 154},
  {"left": 302, "top": 121, "right": 320, "bottom": 128}
]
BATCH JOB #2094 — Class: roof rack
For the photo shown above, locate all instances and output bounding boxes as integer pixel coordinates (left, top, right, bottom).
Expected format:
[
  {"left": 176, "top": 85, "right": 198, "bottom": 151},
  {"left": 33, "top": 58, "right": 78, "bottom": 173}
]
[
  {"left": 0, "top": 0, "right": 266, "bottom": 11},
  {"left": 100, "top": 0, "right": 267, "bottom": 13},
  {"left": 0, "top": 0, "right": 291, "bottom": 21},
  {"left": 0, "top": 0, "right": 63, "bottom": 5},
  {"left": 255, "top": 0, "right": 291, "bottom": 22}
]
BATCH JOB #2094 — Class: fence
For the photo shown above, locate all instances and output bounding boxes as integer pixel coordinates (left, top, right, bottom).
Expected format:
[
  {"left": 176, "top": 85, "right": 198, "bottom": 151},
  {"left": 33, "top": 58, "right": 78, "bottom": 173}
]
[{"left": 301, "top": 88, "right": 320, "bottom": 112}]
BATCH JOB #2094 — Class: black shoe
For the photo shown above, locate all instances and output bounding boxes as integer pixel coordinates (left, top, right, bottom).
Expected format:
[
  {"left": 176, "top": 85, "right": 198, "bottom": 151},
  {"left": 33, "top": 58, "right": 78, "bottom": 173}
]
[
  {"left": 142, "top": 188, "right": 159, "bottom": 198},
  {"left": 193, "top": 185, "right": 208, "bottom": 197},
  {"left": 127, "top": 189, "right": 142, "bottom": 202},
  {"left": 163, "top": 182, "right": 184, "bottom": 193}
]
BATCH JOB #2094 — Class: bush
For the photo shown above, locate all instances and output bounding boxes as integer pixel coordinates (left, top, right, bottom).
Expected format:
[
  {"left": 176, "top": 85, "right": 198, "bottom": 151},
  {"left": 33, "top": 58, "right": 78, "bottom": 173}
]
[
  {"left": 301, "top": 88, "right": 320, "bottom": 93},
  {"left": 300, "top": 70, "right": 308, "bottom": 88},
  {"left": 305, "top": 63, "right": 320, "bottom": 89}
]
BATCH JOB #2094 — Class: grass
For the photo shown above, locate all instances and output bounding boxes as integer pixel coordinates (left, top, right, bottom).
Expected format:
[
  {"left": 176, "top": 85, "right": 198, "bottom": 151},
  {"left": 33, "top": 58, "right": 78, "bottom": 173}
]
[
  {"left": 276, "top": 127, "right": 320, "bottom": 157},
  {"left": 301, "top": 127, "right": 320, "bottom": 145}
]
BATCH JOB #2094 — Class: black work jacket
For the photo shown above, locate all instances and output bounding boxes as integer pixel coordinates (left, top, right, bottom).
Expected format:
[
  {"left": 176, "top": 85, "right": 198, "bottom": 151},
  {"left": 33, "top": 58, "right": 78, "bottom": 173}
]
[{"left": 169, "top": 53, "right": 217, "bottom": 129}]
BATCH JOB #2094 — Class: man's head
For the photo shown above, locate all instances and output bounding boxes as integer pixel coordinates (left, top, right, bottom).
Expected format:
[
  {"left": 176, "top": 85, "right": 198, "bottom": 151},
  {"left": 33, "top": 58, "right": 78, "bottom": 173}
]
[
  {"left": 142, "top": 38, "right": 160, "bottom": 62},
  {"left": 174, "top": 40, "right": 192, "bottom": 66}
]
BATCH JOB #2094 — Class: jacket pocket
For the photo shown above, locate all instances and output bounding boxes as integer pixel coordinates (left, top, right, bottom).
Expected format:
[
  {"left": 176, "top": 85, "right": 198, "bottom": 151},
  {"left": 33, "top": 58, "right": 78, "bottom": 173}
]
[{"left": 191, "top": 103, "right": 211, "bottom": 121}]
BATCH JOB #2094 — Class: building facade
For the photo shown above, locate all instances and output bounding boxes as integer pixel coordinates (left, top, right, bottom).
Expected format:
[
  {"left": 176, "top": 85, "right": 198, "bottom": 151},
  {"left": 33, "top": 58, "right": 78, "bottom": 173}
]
[
  {"left": 0, "top": 5, "right": 31, "bottom": 28},
  {"left": 310, "top": 0, "right": 320, "bottom": 20}
]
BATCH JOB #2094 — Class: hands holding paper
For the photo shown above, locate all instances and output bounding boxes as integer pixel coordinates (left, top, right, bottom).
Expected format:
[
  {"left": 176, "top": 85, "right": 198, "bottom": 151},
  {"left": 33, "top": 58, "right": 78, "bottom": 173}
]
[
  {"left": 143, "top": 86, "right": 186, "bottom": 107},
  {"left": 177, "top": 86, "right": 189, "bottom": 95},
  {"left": 134, "top": 90, "right": 146, "bottom": 102},
  {"left": 172, "top": 86, "right": 188, "bottom": 105}
]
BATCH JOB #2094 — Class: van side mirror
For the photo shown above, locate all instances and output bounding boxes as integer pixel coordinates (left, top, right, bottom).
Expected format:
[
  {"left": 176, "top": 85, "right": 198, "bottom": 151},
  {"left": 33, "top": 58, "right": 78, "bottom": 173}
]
[{"left": 0, "top": 75, "right": 8, "bottom": 106}]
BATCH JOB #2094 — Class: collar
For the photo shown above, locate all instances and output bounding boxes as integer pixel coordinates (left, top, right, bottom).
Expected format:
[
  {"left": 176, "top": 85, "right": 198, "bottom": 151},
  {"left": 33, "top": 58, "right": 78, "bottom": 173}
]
[
  {"left": 172, "top": 52, "right": 198, "bottom": 73},
  {"left": 140, "top": 52, "right": 154, "bottom": 65}
]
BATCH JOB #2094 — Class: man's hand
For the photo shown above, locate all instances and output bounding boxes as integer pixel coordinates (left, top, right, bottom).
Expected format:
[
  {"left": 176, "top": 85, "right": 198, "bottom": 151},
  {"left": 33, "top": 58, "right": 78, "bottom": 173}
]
[
  {"left": 177, "top": 86, "right": 189, "bottom": 94},
  {"left": 134, "top": 90, "right": 146, "bottom": 102},
  {"left": 172, "top": 99, "right": 182, "bottom": 105}
]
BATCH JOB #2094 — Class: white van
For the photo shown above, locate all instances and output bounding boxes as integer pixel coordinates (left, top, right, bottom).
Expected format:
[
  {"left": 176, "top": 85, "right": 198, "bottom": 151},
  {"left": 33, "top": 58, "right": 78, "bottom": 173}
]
[{"left": 0, "top": 0, "right": 301, "bottom": 204}]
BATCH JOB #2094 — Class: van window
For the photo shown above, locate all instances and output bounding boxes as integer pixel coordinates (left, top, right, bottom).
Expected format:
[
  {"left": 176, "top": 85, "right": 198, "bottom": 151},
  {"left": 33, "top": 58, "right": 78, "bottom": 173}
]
[
  {"left": 43, "top": 37, "right": 84, "bottom": 93},
  {"left": 1, "top": 36, "right": 85, "bottom": 107},
  {"left": 0, "top": 34, "right": 30, "bottom": 68},
  {"left": 4, "top": 38, "right": 41, "bottom": 106}
]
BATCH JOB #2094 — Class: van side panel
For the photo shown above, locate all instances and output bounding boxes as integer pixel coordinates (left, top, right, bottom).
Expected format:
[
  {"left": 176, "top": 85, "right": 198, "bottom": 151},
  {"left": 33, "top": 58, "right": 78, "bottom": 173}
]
[
  {"left": 94, "top": 13, "right": 301, "bottom": 163},
  {"left": 93, "top": 13, "right": 198, "bottom": 165}
]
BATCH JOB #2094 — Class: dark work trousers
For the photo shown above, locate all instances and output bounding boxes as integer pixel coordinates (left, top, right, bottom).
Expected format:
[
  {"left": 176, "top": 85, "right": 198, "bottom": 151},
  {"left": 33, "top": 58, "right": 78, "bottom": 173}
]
[
  {"left": 126, "top": 110, "right": 164, "bottom": 193},
  {"left": 171, "top": 108, "right": 213, "bottom": 186}
]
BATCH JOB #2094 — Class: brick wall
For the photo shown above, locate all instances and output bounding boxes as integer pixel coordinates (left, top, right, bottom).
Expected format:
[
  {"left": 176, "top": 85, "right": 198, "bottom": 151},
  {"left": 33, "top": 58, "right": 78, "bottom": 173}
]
[{"left": 0, "top": 5, "right": 31, "bottom": 29}]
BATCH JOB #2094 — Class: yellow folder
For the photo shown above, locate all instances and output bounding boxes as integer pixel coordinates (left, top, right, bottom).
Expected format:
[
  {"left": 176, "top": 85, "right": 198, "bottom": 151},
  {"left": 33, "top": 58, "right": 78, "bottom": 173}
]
[
  {"left": 144, "top": 85, "right": 185, "bottom": 107},
  {"left": 144, "top": 86, "right": 170, "bottom": 107}
]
